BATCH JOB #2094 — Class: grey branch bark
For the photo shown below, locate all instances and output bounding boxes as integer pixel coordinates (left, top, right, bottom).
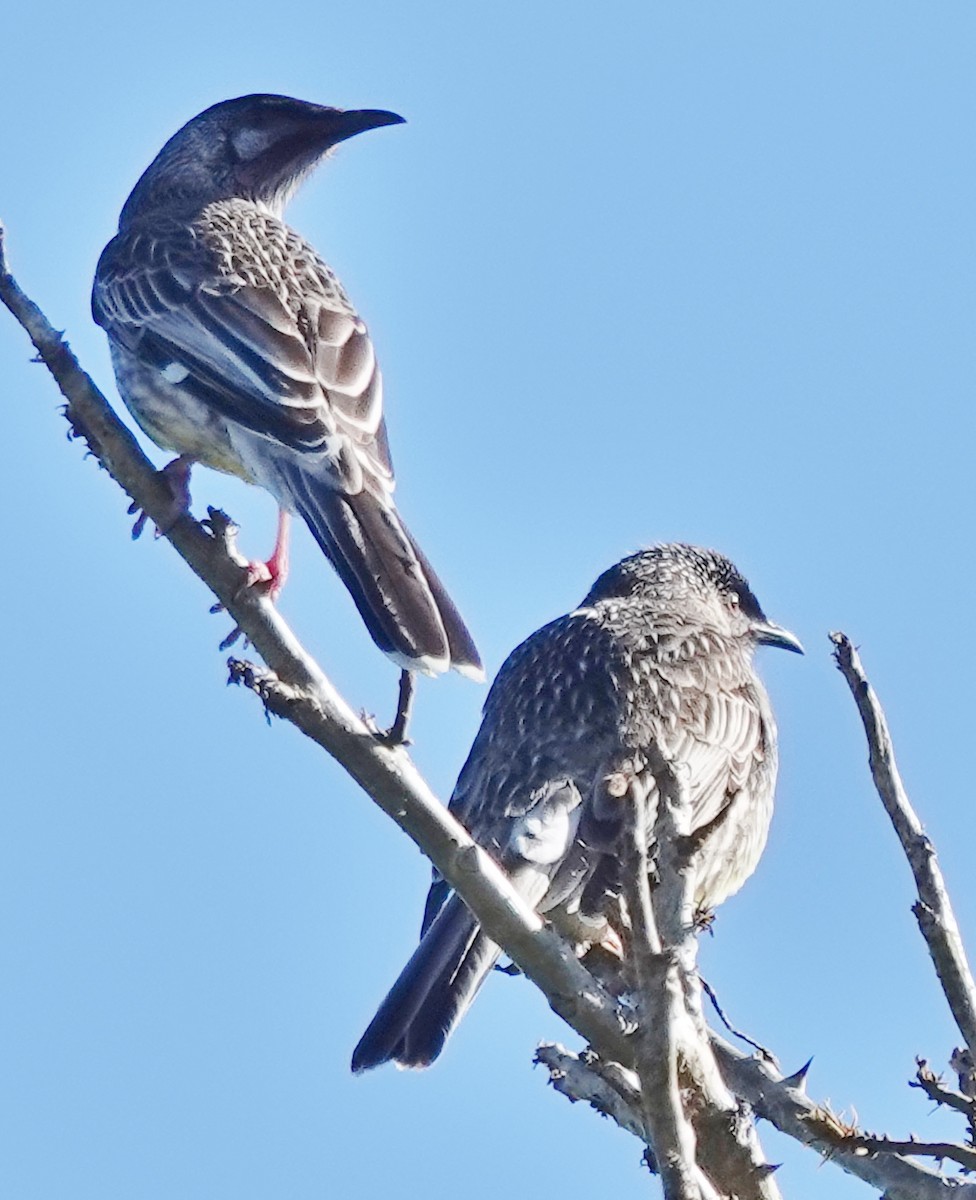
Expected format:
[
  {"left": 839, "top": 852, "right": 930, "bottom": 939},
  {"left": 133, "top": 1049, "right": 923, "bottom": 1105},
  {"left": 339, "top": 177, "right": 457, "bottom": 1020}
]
[
  {"left": 623, "top": 764, "right": 706, "bottom": 1200},
  {"left": 912, "top": 1058, "right": 976, "bottom": 1120},
  {"left": 536, "top": 1042, "right": 647, "bottom": 1139},
  {"left": 712, "top": 1037, "right": 976, "bottom": 1200},
  {"left": 621, "top": 754, "right": 781, "bottom": 1200},
  {"left": 5, "top": 221, "right": 974, "bottom": 1199},
  {"left": 539, "top": 1039, "right": 976, "bottom": 1200},
  {"left": 831, "top": 632, "right": 976, "bottom": 1058}
]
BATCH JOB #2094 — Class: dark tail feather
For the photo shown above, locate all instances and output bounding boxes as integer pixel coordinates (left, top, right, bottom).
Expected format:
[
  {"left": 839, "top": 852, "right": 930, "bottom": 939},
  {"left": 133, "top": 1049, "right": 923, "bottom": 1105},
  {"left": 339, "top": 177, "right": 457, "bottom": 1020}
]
[
  {"left": 400, "top": 530, "right": 484, "bottom": 680},
  {"left": 351, "top": 894, "right": 501, "bottom": 1072},
  {"left": 283, "top": 467, "right": 482, "bottom": 678}
]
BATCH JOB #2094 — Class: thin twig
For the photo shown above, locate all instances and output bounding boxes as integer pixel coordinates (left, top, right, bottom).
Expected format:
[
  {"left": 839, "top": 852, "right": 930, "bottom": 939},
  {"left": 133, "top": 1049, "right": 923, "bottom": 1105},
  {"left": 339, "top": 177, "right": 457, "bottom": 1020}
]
[
  {"left": 700, "top": 976, "right": 777, "bottom": 1064},
  {"left": 831, "top": 632, "right": 976, "bottom": 1058},
  {"left": 851, "top": 1135, "right": 976, "bottom": 1173},
  {"left": 912, "top": 1058, "right": 976, "bottom": 1119}
]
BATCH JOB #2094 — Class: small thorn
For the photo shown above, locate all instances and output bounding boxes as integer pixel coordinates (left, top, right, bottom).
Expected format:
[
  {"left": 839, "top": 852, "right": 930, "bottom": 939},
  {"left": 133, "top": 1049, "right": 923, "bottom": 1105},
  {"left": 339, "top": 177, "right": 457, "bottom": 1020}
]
[
  {"left": 755, "top": 1162, "right": 781, "bottom": 1177},
  {"left": 783, "top": 1057, "right": 813, "bottom": 1090}
]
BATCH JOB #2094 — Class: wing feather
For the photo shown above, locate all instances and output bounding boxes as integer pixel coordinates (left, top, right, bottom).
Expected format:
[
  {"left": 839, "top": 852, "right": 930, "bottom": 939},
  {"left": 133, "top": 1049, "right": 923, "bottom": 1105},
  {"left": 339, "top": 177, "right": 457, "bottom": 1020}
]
[{"left": 92, "top": 208, "right": 393, "bottom": 494}]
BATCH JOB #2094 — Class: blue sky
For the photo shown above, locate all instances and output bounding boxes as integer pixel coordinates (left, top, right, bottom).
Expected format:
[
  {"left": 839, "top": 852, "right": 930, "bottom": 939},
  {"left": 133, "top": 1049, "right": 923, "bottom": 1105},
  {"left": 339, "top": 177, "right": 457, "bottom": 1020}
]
[{"left": 2, "top": 4, "right": 975, "bottom": 1197}]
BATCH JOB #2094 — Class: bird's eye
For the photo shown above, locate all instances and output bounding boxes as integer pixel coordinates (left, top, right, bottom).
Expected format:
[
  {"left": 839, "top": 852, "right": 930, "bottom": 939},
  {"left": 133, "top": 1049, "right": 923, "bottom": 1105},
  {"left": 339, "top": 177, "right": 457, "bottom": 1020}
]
[{"left": 728, "top": 592, "right": 740, "bottom": 607}]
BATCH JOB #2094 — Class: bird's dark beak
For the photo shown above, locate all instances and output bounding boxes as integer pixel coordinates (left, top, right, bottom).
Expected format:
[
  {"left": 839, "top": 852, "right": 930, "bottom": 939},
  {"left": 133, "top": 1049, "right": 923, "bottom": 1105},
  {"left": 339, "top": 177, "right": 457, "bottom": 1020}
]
[
  {"left": 316, "top": 108, "right": 406, "bottom": 147},
  {"left": 752, "top": 621, "right": 804, "bottom": 655},
  {"left": 236, "top": 106, "right": 406, "bottom": 203}
]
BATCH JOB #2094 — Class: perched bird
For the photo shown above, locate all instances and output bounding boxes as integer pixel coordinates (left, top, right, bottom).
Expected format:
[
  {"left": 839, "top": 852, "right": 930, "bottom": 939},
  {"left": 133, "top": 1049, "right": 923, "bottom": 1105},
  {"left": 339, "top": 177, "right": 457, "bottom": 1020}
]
[
  {"left": 352, "top": 543, "right": 802, "bottom": 1070},
  {"left": 92, "top": 94, "right": 483, "bottom": 715}
]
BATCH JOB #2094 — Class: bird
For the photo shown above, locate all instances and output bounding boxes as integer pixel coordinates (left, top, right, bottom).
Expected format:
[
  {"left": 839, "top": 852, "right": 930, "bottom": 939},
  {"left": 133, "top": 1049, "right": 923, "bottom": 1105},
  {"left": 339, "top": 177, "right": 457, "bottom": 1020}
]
[
  {"left": 351, "top": 542, "right": 802, "bottom": 1071},
  {"left": 91, "top": 93, "right": 483, "bottom": 734}
]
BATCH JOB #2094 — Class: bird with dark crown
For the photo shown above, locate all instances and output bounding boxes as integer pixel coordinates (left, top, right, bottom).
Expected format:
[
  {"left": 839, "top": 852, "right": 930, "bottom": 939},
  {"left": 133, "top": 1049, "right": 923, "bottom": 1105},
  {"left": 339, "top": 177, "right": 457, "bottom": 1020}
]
[
  {"left": 352, "top": 542, "right": 801, "bottom": 1071},
  {"left": 93, "top": 94, "right": 483, "bottom": 738}
]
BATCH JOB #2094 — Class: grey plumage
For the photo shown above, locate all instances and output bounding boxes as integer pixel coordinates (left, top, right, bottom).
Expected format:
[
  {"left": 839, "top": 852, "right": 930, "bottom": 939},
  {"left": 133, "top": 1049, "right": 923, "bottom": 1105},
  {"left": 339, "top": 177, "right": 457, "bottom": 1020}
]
[
  {"left": 92, "top": 94, "right": 482, "bottom": 679},
  {"left": 351, "top": 543, "right": 802, "bottom": 1071}
]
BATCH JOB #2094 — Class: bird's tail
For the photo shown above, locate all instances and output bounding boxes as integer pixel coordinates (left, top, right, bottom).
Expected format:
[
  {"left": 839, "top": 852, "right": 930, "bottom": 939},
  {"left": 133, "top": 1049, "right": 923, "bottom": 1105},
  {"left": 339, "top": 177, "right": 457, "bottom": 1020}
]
[
  {"left": 281, "top": 466, "right": 483, "bottom": 678},
  {"left": 351, "top": 893, "right": 501, "bottom": 1071}
]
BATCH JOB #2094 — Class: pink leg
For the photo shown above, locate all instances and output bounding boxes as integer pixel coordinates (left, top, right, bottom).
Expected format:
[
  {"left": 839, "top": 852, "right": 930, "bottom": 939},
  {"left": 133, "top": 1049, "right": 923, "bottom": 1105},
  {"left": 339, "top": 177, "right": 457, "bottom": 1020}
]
[
  {"left": 130, "top": 455, "right": 194, "bottom": 539},
  {"left": 245, "top": 509, "right": 291, "bottom": 601},
  {"left": 266, "top": 509, "right": 291, "bottom": 600}
]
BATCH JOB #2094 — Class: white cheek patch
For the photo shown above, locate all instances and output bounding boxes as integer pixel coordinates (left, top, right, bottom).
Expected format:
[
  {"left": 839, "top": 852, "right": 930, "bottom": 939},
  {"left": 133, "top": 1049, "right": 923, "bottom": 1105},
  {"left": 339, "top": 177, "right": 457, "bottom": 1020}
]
[
  {"left": 231, "top": 127, "right": 275, "bottom": 161},
  {"left": 162, "top": 362, "right": 190, "bottom": 384}
]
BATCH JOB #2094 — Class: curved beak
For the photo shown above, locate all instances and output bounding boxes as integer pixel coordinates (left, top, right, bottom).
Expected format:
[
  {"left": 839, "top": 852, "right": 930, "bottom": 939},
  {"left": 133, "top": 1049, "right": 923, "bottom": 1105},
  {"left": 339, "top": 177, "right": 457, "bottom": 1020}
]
[
  {"left": 752, "top": 621, "right": 804, "bottom": 655},
  {"left": 320, "top": 108, "right": 406, "bottom": 146}
]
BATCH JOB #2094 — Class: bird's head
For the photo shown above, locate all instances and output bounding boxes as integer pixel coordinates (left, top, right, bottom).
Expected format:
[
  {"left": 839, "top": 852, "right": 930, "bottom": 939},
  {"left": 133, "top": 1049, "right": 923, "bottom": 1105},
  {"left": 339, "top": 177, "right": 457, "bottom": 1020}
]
[
  {"left": 119, "top": 94, "right": 404, "bottom": 227},
  {"left": 584, "top": 543, "right": 804, "bottom": 655}
]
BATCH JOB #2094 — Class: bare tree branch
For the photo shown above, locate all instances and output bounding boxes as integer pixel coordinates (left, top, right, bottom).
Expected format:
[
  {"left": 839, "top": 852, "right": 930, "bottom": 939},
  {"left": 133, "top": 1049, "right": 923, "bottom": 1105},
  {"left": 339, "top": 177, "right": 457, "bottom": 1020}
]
[
  {"left": 852, "top": 1135, "right": 976, "bottom": 1173},
  {"left": 711, "top": 1039, "right": 976, "bottom": 1200},
  {"left": 538, "top": 1040, "right": 782, "bottom": 1200},
  {"left": 6, "top": 223, "right": 975, "bottom": 1200},
  {"left": 622, "top": 764, "right": 706, "bottom": 1199},
  {"left": 536, "top": 1042, "right": 647, "bottom": 1140},
  {"left": 912, "top": 1058, "right": 976, "bottom": 1120},
  {"left": 831, "top": 632, "right": 976, "bottom": 1058},
  {"left": 639, "top": 753, "right": 782, "bottom": 1200},
  {"left": 540, "top": 1037, "right": 976, "bottom": 1199}
]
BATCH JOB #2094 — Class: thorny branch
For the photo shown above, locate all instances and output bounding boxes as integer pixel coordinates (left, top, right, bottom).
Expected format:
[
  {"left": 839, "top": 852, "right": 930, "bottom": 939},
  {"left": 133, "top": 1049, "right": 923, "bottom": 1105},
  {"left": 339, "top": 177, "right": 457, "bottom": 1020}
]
[
  {"left": 912, "top": 1058, "right": 976, "bottom": 1121},
  {"left": 539, "top": 1041, "right": 976, "bottom": 1200},
  {"left": 850, "top": 1135, "right": 976, "bottom": 1173},
  {"left": 5, "top": 222, "right": 976, "bottom": 1198}
]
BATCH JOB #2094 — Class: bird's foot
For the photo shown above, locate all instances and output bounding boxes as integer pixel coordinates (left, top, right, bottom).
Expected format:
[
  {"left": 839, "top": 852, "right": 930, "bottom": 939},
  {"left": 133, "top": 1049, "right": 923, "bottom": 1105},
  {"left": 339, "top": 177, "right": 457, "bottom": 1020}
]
[
  {"left": 238, "top": 509, "right": 291, "bottom": 602},
  {"left": 596, "top": 925, "right": 625, "bottom": 959},
  {"left": 553, "top": 907, "right": 625, "bottom": 960},
  {"left": 129, "top": 455, "right": 193, "bottom": 539},
  {"left": 367, "top": 670, "right": 415, "bottom": 747},
  {"left": 693, "top": 905, "right": 716, "bottom": 934},
  {"left": 239, "top": 556, "right": 284, "bottom": 601}
]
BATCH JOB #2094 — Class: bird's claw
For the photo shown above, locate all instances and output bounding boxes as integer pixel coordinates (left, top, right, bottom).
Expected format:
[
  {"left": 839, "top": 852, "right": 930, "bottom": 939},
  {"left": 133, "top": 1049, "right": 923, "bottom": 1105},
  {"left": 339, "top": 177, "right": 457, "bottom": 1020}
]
[
  {"left": 362, "top": 710, "right": 413, "bottom": 748},
  {"left": 694, "top": 905, "right": 716, "bottom": 934},
  {"left": 219, "top": 624, "right": 246, "bottom": 652},
  {"left": 128, "top": 455, "right": 193, "bottom": 540},
  {"left": 370, "top": 671, "right": 416, "bottom": 747},
  {"left": 235, "top": 559, "right": 284, "bottom": 603}
]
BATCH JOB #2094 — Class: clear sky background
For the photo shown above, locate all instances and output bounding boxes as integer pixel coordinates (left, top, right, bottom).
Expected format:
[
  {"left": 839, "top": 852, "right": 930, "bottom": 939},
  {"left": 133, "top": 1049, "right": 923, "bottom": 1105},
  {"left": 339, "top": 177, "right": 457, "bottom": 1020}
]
[{"left": 2, "top": 4, "right": 975, "bottom": 1198}]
